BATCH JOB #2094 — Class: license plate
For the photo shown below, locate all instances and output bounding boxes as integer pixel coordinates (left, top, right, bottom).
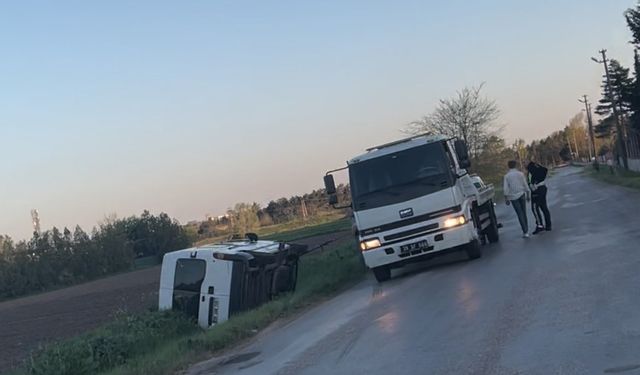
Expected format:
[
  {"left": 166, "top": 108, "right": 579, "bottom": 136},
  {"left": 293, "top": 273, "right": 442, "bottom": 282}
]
[{"left": 400, "top": 240, "right": 429, "bottom": 253}]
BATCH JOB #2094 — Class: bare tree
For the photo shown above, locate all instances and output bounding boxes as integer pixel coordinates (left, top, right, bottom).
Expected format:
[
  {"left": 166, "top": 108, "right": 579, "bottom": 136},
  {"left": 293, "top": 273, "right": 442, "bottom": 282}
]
[
  {"left": 512, "top": 138, "right": 527, "bottom": 169},
  {"left": 406, "top": 84, "right": 501, "bottom": 158},
  {"left": 566, "top": 112, "right": 588, "bottom": 160}
]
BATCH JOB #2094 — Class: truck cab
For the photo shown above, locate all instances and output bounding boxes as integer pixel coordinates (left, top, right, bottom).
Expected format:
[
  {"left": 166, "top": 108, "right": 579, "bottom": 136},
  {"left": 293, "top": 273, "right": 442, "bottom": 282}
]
[
  {"left": 158, "top": 236, "right": 306, "bottom": 328},
  {"left": 324, "top": 134, "right": 499, "bottom": 282}
]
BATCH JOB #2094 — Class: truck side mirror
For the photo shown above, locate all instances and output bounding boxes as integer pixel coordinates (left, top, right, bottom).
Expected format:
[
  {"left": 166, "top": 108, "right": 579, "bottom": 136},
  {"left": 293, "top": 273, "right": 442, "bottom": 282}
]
[
  {"left": 328, "top": 194, "right": 338, "bottom": 205},
  {"left": 324, "top": 175, "right": 339, "bottom": 205},
  {"left": 454, "top": 140, "right": 471, "bottom": 169},
  {"left": 324, "top": 174, "right": 337, "bottom": 195}
]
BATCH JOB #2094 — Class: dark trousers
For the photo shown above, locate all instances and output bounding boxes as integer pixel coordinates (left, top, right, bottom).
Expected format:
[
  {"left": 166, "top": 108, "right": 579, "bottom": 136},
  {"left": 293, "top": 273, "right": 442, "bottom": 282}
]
[
  {"left": 531, "top": 185, "right": 551, "bottom": 230},
  {"left": 510, "top": 195, "right": 529, "bottom": 234}
]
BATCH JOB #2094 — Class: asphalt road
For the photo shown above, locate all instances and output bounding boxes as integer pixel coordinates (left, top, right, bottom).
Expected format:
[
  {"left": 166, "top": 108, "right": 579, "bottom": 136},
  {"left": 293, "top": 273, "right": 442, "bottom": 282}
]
[{"left": 188, "top": 167, "right": 640, "bottom": 375}]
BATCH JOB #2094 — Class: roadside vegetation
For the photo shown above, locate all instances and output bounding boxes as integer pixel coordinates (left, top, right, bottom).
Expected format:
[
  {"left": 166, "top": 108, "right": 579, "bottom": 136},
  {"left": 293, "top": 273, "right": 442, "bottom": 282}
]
[
  {"left": 194, "top": 213, "right": 349, "bottom": 246},
  {"left": 0, "top": 211, "right": 190, "bottom": 301},
  {"left": 262, "top": 216, "right": 351, "bottom": 242},
  {"left": 586, "top": 164, "right": 640, "bottom": 190},
  {"left": 0, "top": 189, "right": 350, "bottom": 301},
  {"left": 12, "top": 242, "right": 364, "bottom": 375},
  {"left": 189, "top": 187, "right": 350, "bottom": 246}
]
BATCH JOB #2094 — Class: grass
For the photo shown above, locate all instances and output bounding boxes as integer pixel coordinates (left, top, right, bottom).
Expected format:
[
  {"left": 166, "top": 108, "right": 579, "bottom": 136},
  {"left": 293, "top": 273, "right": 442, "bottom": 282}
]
[
  {"left": 263, "top": 217, "right": 352, "bottom": 242},
  {"left": 13, "top": 242, "right": 365, "bottom": 375},
  {"left": 194, "top": 214, "right": 350, "bottom": 246},
  {"left": 585, "top": 164, "right": 640, "bottom": 190},
  {"left": 133, "top": 256, "right": 161, "bottom": 269}
]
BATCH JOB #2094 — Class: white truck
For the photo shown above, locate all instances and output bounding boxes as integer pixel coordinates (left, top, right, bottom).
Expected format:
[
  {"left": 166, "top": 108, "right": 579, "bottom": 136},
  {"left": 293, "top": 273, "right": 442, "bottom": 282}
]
[
  {"left": 324, "top": 134, "right": 499, "bottom": 282},
  {"left": 158, "top": 235, "right": 306, "bottom": 328}
]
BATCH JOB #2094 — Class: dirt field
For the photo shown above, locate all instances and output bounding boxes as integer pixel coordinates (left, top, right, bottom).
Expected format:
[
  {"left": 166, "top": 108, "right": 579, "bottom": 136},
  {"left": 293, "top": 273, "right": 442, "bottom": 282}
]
[{"left": 0, "top": 231, "right": 352, "bottom": 373}]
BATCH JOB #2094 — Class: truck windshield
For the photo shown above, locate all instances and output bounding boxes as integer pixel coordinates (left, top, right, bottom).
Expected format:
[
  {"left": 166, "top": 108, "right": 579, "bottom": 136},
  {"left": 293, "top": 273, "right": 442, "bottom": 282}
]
[{"left": 349, "top": 142, "right": 454, "bottom": 211}]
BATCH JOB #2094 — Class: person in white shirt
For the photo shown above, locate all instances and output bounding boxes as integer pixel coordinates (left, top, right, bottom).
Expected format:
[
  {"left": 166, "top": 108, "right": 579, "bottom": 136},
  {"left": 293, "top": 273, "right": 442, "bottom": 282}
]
[{"left": 503, "top": 160, "right": 531, "bottom": 238}]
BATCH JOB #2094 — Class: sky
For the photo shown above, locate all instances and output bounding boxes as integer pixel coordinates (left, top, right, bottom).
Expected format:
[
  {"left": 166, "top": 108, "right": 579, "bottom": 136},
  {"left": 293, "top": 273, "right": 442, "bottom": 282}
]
[{"left": 0, "top": 0, "right": 636, "bottom": 240}]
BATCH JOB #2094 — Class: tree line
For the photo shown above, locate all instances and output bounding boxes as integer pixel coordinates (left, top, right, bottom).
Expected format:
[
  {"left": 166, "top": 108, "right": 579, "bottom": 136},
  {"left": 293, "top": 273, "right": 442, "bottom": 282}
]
[
  {"left": 588, "top": 2, "right": 640, "bottom": 166},
  {"left": 0, "top": 211, "right": 190, "bottom": 299},
  {"left": 192, "top": 185, "right": 351, "bottom": 239}
]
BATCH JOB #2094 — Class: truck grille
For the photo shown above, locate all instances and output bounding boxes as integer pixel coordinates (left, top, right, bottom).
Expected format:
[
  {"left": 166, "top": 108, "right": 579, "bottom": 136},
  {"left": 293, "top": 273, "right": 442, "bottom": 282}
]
[
  {"left": 360, "top": 205, "right": 460, "bottom": 236},
  {"left": 384, "top": 223, "right": 438, "bottom": 242}
]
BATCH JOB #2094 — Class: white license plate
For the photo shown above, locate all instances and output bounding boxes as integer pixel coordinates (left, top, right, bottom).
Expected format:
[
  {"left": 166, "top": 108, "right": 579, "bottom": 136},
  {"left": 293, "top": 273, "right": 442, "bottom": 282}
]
[{"left": 400, "top": 239, "right": 429, "bottom": 253}]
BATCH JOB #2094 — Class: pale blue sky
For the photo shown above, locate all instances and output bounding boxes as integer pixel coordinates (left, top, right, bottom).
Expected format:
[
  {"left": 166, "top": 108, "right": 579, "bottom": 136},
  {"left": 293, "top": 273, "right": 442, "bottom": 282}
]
[{"left": 0, "top": 1, "right": 635, "bottom": 239}]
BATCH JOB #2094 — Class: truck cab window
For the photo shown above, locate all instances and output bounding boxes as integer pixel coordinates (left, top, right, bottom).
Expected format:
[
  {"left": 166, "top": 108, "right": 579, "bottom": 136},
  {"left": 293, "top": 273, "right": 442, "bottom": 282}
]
[
  {"left": 172, "top": 259, "right": 206, "bottom": 320},
  {"left": 349, "top": 142, "right": 454, "bottom": 211}
]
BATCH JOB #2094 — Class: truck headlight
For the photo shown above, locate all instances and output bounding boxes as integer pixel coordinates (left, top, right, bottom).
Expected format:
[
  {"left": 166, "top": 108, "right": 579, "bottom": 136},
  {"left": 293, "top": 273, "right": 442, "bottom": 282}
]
[
  {"left": 443, "top": 215, "right": 466, "bottom": 228},
  {"left": 360, "top": 238, "right": 381, "bottom": 251}
]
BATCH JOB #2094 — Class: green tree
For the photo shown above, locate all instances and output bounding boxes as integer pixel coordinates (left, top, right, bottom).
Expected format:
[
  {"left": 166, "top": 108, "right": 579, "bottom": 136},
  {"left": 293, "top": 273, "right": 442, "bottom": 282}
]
[
  {"left": 630, "top": 49, "right": 640, "bottom": 133},
  {"left": 228, "top": 203, "right": 260, "bottom": 235},
  {"left": 470, "top": 136, "right": 513, "bottom": 185},
  {"left": 626, "top": 2, "right": 640, "bottom": 47},
  {"left": 595, "top": 59, "right": 633, "bottom": 120},
  {"left": 627, "top": 3, "right": 640, "bottom": 133}
]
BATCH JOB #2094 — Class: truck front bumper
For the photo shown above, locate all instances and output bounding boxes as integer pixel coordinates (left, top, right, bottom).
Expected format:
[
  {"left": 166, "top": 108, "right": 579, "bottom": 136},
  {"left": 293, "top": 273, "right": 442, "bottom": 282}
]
[{"left": 362, "top": 222, "right": 477, "bottom": 269}]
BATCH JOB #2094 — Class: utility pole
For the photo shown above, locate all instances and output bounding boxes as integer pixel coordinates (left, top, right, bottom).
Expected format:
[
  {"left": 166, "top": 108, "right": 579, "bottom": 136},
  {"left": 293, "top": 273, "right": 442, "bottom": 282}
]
[
  {"left": 300, "top": 199, "right": 308, "bottom": 221},
  {"left": 579, "top": 95, "right": 597, "bottom": 161},
  {"left": 592, "top": 49, "right": 629, "bottom": 169}
]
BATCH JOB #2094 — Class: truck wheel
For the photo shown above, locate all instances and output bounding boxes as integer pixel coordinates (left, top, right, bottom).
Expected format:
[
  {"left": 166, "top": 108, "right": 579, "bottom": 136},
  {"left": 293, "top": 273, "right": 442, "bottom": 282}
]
[
  {"left": 485, "top": 202, "right": 500, "bottom": 244},
  {"left": 465, "top": 239, "right": 482, "bottom": 260},
  {"left": 471, "top": 203, "right": 485, "bottom": 245},
  {"left": 372, "top": 266, "right": 391, "bottom": 282},
  {"left": 272, "top": 265, "right": 292, "bottom": 294}
]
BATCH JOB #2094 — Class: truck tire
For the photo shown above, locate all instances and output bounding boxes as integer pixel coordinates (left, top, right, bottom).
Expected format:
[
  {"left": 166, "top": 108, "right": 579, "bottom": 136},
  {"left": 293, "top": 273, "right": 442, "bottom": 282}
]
[
  {"left": 372, "top": 266, "right": 391, "bottom": 282},
  {"left": 471, "top": 203, "right": 486, "bottom": 245},
  {"left": 485, "top": 201, "right": 500, "bottom": 244},
  {"left": 272, "top": 265, "right": 292, "bottom": 294},
  {"left": 465, "top": 239, "right": 482, "bottom": 260}
]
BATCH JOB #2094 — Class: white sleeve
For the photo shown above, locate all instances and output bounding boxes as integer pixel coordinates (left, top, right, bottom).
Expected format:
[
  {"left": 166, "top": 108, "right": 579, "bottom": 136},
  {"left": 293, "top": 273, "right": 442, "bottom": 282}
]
[
  {"left": 503, "top": 175, "right": 509, "bottom": 197},
  {"left": 521, "top": 173, "right": 530, "bottom": 191}
]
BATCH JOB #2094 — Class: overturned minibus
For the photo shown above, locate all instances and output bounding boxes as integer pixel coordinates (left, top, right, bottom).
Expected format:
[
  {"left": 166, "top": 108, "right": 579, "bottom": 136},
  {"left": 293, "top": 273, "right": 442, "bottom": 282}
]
[{"left": 158, "top": 234, "right": 307, "bottom": 328}]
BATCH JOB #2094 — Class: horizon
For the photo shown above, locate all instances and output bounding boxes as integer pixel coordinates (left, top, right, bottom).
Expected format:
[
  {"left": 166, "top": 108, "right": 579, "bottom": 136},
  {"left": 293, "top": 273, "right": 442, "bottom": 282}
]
[{"left": 1, "top": 0, "right": 635, "bottom": 241}]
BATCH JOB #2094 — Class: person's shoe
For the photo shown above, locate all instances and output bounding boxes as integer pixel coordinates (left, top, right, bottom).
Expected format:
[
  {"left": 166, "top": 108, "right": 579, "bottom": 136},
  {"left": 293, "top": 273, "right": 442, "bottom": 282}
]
[
  {"left": 545, "top": 227, "right": 552, "bottom": 231},
  {"left": 532, "top": 226, "right": 545, "bottom": 235},
  {"left": 523, "top": 233, "right": 531, "bottom": 238}
]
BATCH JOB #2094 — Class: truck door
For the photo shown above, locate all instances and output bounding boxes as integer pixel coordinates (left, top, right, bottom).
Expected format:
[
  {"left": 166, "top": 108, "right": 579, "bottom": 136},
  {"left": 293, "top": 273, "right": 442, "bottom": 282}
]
[
  {"left": 172, "top": 258, "right": 206, "bottom": 321},
  {"left": 198, "top": 259, "right": 233, "bottom": 328}
]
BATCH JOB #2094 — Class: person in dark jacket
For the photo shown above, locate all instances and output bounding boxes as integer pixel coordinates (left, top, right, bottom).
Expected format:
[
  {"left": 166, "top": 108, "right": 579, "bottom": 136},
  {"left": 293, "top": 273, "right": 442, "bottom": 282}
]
[{"left": 526, "top": 160, "right": 552, "bottom": 233}]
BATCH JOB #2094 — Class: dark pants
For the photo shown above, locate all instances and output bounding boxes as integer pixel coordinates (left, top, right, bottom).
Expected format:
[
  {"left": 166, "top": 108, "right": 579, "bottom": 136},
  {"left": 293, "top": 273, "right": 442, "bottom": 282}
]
[
  {"left": 510, "top": 195, "right": 529, "bottom": 234},
  {"left": 531, "top": 185, "right": 552, "bottom": 230}
]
